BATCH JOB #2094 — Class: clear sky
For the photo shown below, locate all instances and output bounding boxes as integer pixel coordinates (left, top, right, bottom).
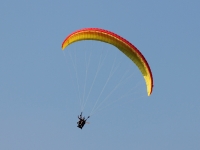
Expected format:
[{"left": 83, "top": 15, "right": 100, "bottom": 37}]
[{"left": 1, "top": 0, "right": 200, "bottom": 150}]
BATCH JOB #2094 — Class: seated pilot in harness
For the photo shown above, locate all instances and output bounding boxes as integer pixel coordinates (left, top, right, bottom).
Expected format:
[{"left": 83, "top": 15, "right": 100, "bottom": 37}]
[{"left": 77, "top": 112, "right": 90, "bottom": 129}]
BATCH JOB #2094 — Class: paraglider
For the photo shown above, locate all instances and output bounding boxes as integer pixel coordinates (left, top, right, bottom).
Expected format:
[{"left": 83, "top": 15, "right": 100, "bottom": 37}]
[
  {"left": 61, "top": 28, "right": 154, "bottom": 129},
  {"left": 77, "top": 112, "right": 90, "bottom": 129}
]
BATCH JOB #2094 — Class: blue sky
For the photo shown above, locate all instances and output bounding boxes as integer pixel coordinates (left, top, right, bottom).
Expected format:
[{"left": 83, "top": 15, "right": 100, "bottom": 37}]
[{"left": 1, "top": 0, "right": 200, "bottom": 150}]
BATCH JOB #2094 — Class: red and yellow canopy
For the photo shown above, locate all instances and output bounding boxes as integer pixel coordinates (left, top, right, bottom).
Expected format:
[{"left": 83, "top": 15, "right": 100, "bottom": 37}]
[{"left": 62, "top": 28, "right": 153, "bottom": 96}]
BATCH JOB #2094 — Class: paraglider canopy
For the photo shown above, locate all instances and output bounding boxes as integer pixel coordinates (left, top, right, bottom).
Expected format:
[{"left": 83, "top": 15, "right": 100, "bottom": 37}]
[{"left": 62, "top": 28, "right": 153, "bottom": 96}]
